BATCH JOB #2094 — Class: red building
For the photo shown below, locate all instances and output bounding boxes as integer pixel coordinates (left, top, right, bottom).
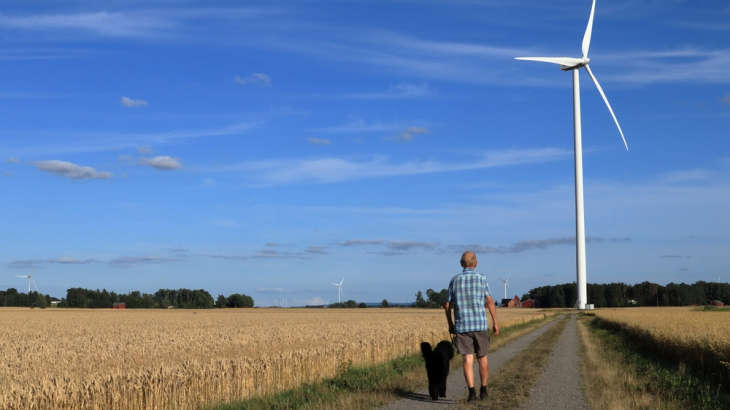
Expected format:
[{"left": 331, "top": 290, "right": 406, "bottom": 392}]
[
  {"left": 501, "top": 296, "right": 522, "bottom": 308},
  {"left": 112, "top": 302, "right": 126, "bottom": 309}
]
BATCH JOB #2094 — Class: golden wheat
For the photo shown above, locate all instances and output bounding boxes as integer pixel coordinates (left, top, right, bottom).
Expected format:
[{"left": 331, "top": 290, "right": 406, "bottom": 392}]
[
  {"left": 0, "top": 307, "right": 543, "bottom": 410},
  {"left": 592, "top": 307, "right": 730, "bottom": 383}
]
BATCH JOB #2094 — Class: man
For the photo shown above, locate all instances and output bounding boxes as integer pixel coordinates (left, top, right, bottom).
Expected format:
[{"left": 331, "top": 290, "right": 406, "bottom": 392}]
[{"left": 445, "top": 251, "right": 499, "bottom": 402}]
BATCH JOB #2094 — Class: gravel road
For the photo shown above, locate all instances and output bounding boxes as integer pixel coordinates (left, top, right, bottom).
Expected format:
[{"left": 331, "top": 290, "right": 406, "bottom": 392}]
[
  {"left": 377, "top": 315, "right": 566, "bottom": 410},
  {"left": 519, "top": 314, "right": 588, "bottom": 409}
]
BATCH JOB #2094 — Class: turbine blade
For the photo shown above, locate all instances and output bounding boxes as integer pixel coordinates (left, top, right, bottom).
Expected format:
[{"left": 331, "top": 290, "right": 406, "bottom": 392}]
[
  {"left": 32, "top": 279, "right": 39, "bottom": 292},
  {"left": 516, "top": 57, "right": 583, "bottom": 67},
  {"left": 340, "top": 278, "right": 344, "bottom": 285},
  {"left": 584, "top": 65, "right": 629, "bottom": 150},
  {"left": 582, "top": 0, "right": 596, "bottom": 59}
]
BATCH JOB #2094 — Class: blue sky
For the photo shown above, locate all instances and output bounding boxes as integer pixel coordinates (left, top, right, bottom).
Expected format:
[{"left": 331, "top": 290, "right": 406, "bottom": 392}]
[{"left": 1, "top": 0, "right": 728, "bottom": 306}]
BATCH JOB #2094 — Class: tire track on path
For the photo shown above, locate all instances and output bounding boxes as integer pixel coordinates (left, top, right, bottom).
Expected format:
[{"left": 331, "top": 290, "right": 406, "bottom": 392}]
[{"left": 519, "top": 314, "right": 588, "bottom": 409}]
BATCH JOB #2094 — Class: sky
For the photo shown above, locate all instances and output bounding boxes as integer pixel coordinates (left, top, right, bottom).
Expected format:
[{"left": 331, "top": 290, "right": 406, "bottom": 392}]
[{"left": 1, "top": 0, "right": 729, "bottom": 307}]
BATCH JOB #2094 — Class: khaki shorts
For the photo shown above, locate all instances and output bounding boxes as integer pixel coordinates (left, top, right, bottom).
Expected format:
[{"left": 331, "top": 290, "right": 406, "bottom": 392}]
[{"left": 454, "top": 330, "right": 491, "bottom": 356}]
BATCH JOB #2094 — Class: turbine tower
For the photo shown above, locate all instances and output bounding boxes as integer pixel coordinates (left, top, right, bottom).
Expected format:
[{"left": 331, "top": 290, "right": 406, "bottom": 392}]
[
  {"left": 499, "top": 273, "right": 511, "bottom": 302},
  {"left": 516, "top": 0, "right": 628, "bottom": 309},
  {"left": 331, "top": 278, "right": 344, "bottom": 305},
  {"left": 16, "top": 270, "right": 39, "bottom": 294}
]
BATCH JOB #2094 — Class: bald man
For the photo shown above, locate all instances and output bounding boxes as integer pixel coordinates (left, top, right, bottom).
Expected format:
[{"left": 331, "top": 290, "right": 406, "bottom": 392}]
[{"left": 445, "top": 251, "right": 499, "bottom": 402}]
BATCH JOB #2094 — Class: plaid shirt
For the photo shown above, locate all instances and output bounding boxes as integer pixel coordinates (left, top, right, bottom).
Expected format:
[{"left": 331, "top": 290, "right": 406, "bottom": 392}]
[{"left": 447, "top": 268, "right": 491, "bottom": 333}]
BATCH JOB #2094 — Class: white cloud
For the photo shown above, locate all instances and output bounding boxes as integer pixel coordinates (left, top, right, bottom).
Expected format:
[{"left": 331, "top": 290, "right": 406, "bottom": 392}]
[
  {"left": 256, "top": 287, "right": 290, "bottom": 294},
  {"left": 723, "top": 94, "right": 730, "bottom": 104},
  {"left": 142, "top": 156, "right": 182, "bottom": 170},
  {"left": 307, "top": 138, "right": 331, "bottom": 145},
  {"left": 7, "top": 157, "right": 20, "bottom": 163},
  {"left": 253, "top": 249, "right": 309, "bottom": 259},
  {"left": 347, "top": 83, "right": 430, "bottom": 99},
  {"left": 386, "top": 240, "right": 439, "bottom": 251},
  {"left": 219, "top": 148, "right": 569, "bottom": 185},
  {"left": 234, "top": 73, "right": 271, "bottom": 87},
  {"left": 0, "top": 11, "right": 172, "bottom": 37},
  {"left": 121, "top": 96, "right": 147, "bottom": 107},
  {"left": 32, "top": 160, "right": 112, "bottom": 179},
  {"left": 398, "top": 126, "right": 429, "bottom": 142},
  {"left": 9, "top": 257, "right": 97, "bottom": 268},
  {"left": 137, "top": 146, "right": 152, "bottom": 154}
]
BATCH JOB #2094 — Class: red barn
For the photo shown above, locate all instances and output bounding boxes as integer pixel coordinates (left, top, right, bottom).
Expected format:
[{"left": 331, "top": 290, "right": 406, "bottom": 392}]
[
  {"left": 112, "top": 302, "right": 126, "bottom": 309},
  {"left": 521, "top": 299, "right": 539, "bottom": 308},
  {"left": 710, "top": 300, "right": 725, "bottom": 307},
  {"left": 501, "top": 296, "right": 522, "bottom": 308}
]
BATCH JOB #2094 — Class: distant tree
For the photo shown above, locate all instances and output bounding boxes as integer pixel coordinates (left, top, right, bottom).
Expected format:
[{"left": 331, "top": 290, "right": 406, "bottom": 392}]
[
  {"left": 381, "top": 299, "right": 389, "bottom": 308},
  {"left": 358, "top": 302, "right": 367, "bottom": 308},
  {"left": 227, "top": 293, "right": 254, "bottom": 308},
  {"left": 345, "top": 300, "right": 357, "bottom": 308},
  {"left": 426, "top": 289, "right": 448, "bottom": 308},
  {"left": 216, "top": 294, "right": 227, "bottom": 308},
  {"left": 414, "top": 291, "right": 427, "bottom": 308}
]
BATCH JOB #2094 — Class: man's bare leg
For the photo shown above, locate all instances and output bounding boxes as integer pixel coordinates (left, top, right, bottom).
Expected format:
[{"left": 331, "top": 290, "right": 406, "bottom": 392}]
[
  {"left": 462, "top": 354, "right": 474, "bottom": 387},
  {"left": 477, "top": 355, "right": 489, "bottom": 386}
]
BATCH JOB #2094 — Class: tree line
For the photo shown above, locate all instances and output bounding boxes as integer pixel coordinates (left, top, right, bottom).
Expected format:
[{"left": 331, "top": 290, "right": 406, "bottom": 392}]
[
  {"left": 523, "top": 280, "right": 730, "bottom": 308},
  {"left": 0, "top": 289, "right": 51, "bottom": 308},
  {"left": 0, "top": 287, "right": 255, "bottom": 309}
]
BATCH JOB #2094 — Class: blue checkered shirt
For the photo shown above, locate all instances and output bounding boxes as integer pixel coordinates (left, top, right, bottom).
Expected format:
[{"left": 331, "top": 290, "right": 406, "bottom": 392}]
[{"left": 447, "top": 268, "right": 491, "bottom": 333}]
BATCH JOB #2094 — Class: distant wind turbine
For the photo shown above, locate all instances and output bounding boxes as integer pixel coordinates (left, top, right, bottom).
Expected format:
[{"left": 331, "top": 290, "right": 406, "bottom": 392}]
[
  {"left": 16, "top": 270, "right": 39, "bottom": 294},
  {"left": 331, "top": 278, "right": 344, "bottom": 305},
  {"left": 516, "top": 0, "right": 628, "bottom": 310},
  {"left": 499, "top": 273, "right": 511, "bottom": 301}
]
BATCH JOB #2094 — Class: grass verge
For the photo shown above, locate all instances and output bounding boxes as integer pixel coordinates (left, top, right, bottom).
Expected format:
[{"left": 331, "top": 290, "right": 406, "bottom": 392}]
[
  {"left": 204, "top": 313, "right": 556, "bottom": 410},
  {"left": 577, "top": 314, "right": 730, "bottom": 410},
  {"left": 454, "top": 314, "right": 570, "bottom": 409}
]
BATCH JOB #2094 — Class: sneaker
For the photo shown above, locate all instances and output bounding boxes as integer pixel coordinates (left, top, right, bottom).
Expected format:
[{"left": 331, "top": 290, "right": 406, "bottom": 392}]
[
  {"left": 467, "top": 391, "right": 477, "bottom": 402},
  {"left": 480, "top": 386, "right": 488, "bottom": 400}
]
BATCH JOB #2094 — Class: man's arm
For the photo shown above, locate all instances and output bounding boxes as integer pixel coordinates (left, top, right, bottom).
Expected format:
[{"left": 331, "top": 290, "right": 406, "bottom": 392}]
[
  {"left": 445, "top": 302, "right": 455, "bottom": 335},
  {"left": 485, "top": 296, "right": 499, "bottom": 335}
]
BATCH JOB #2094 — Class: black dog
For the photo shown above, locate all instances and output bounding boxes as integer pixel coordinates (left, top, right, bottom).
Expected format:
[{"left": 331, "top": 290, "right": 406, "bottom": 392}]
[{"left": 420, "top": 340, "right": 454, "bottom": 400}]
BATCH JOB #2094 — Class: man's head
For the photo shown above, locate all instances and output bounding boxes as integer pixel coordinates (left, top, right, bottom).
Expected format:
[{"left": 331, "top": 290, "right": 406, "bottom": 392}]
[{"left": 460, "top": 251, "right": 477, "bottom": 268}]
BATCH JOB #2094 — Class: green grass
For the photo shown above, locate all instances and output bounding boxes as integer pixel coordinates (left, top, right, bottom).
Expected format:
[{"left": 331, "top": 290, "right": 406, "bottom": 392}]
[
  {"left": 205, "top": 314, "right": 557, "bottom": 410},
  {"left": 587, "top": 317, "right": 730, "bottom": 410}
]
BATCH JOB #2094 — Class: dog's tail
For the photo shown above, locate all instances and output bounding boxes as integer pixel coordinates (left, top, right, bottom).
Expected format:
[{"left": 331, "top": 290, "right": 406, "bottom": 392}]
[{"left": 420, "top": 342, "right": 433, "bottom": 359}]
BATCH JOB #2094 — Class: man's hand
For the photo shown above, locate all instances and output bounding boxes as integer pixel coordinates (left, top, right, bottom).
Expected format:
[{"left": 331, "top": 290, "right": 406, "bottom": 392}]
[{"left": 492, "top": 323, "right": 500, "bottom": 336}]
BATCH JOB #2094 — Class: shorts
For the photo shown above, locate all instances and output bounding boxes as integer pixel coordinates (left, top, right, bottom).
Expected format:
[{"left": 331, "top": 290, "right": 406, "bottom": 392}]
[{"left": 454, "top": 330, "right": 491, "bottom": 356}]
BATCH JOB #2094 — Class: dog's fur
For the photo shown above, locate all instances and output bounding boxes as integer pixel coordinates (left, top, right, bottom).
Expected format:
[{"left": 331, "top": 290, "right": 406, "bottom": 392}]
[{"left": 420, "top": 340, "right": 454, "bottom": 400}]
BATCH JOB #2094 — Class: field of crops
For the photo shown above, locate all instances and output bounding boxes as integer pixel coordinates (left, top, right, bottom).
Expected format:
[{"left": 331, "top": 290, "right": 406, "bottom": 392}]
[
  {"left": 0, "top": 307, "right": 545, "bottom": 410},
  {"left": 592, "top": 307, "right": 730, "bottom": 389}
]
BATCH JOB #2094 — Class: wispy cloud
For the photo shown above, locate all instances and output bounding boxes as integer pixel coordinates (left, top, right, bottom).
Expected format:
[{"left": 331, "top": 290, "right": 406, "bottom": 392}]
[
  {"left": 8, "top": 257, "right": 97, "bottom": 268},
  {"left": 449, "top": 236, "right": 631, "bottom": 255},
  {"left": 235, "top": 73, "right": 271, "bottom": 87},
  {"left": 305, "top": 245, "right": 330, "bottom": 255},
  {"left": 0, "top": 11, "right": 173, "bottom": 37},
  {"left": 32, "top": 160, "right": 111, "bottom": 179},
  {"left": 141, "top": 156, "right": 182, "bottom": 170},
  {"left": 396, "top": 126, "right": 429, "bottom": 142},
  {"left": 256, "top": 287, "right": 290, "bottom": 294},
  {"left": 7, "top": 157, "right": 20, "bottom": 163},
  {"left": 217, "top": 148, "right": 569, "bottom": 185},
  {"left": 386, "top": 241, "right": 439, "bottom": 251},
  {"left": 347, "top": 83, "right": 430, "bottom": 99},
  {"left": 108, "top": 256, "right": 178, "bottom": 267},
  {"left": 336, "top": 239, "right": 386, "bottom": 246},
  {"left": 253, "top": 249, "right": 310, "bottom": 259},
  {"left": 307, "top": 138, "right": 331, "bottom": 145},
  {"left": 121, "top": 96, "right": 147, "bottom": 107},
  {"left": 200, "top": 253, "right": 248, "bottom": 260}
]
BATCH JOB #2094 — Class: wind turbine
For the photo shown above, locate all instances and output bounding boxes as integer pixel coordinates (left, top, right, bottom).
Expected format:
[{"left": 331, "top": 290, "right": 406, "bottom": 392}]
[
  {"left": 331, "top": 278, "right": 344, "bottom": 305},
  {"left": 498, "top": 273, "right": 511, "bottom": 302},
  {"left": 516, "top": 0, "right": 628, "bottom": 310},
  {"left": 16, "top": 270, "right": 39, "bottom": 294}
]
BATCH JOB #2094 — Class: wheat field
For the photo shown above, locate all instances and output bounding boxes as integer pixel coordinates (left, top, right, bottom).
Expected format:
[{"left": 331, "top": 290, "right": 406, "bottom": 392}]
[
  {"left": 0, "top": 307, "right": 544, "bottom": 410},
  {"left": 591, "top": 307, "right": 730, "bottom": 387}
]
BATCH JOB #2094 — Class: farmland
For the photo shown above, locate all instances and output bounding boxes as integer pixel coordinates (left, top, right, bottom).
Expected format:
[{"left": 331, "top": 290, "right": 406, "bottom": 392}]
[{"left": 0, "top": 307, "right": 545, "bottom": 410}]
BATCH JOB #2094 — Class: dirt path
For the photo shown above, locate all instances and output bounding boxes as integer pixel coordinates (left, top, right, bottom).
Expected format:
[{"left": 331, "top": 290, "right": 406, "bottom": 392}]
[
  {"left": 377, "top": 316, "right": 565, "bottom": 410},
  {"left": 519, "top": 314, "right": 588, "bottom": 409}
]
